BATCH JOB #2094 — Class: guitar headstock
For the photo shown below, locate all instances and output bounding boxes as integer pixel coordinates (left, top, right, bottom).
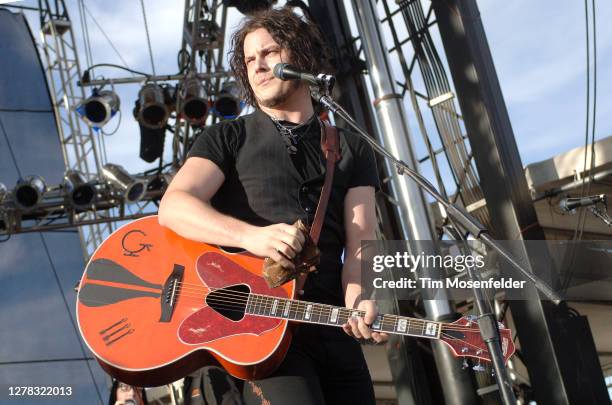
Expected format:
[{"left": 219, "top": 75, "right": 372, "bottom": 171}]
[{"left": 439, "top": 316, "right": 515, "bottom": 364}]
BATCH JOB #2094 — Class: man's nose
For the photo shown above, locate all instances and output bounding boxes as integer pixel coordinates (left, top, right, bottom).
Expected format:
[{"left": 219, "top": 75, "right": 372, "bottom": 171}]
[{"left": 255, "top": 55, "right": 269, "bottom": 72}]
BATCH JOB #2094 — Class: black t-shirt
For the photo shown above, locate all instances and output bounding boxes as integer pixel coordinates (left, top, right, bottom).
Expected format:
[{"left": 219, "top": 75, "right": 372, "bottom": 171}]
[{"left": 187, "top": 108, "right": 379, "bottom": 305}]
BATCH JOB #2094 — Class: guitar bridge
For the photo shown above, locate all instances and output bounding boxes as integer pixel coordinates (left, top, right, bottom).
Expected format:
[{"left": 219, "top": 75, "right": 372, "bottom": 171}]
[{"left": 159, "top": 264, "right": 185, "bottom": 322}]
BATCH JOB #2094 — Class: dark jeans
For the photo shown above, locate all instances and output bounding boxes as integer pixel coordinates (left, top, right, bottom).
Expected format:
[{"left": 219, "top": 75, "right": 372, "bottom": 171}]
[{"left": 242, "top": 323, "right": 376, "bottom": 405}]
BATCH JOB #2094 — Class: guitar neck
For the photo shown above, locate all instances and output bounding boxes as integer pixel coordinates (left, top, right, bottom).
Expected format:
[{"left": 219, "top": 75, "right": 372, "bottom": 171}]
[{"left": 245, "top": 293, "right": 442, "bottom": 340}]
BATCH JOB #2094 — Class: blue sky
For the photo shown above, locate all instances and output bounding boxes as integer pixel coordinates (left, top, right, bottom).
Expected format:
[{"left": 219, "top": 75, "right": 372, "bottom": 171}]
[
  {"left": 18, "top": 0, "right": 612, "bottom": 183},
  {"left": 479, "top": 0, "right": 611, "bottom": 162}
]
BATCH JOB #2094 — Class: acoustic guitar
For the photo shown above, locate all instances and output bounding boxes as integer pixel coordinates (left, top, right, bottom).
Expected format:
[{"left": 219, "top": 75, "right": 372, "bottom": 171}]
[{"left": 76, "top": 216, "right": 515, "bottom": 386}]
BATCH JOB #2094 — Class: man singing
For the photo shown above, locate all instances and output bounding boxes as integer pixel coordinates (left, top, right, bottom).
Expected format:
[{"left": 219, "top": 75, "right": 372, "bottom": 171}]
[{"left": 159, "top": 7, "right": 386, "bottom": 404}]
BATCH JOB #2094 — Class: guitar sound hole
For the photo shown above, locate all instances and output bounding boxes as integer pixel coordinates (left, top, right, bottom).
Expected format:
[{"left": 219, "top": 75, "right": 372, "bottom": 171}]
[{"left": 206, "top": 284, "right": 250, "bottom": 321}]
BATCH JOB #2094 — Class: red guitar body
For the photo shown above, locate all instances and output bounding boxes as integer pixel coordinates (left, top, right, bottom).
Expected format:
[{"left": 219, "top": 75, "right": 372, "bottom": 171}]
[{"left": 76, "top": 216, "right": 294, "bottom": 386}]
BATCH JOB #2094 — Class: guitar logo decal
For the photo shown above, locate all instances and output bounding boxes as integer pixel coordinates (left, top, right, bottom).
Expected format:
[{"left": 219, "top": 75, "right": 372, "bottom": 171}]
[{"left": 121, "top": 229, "right": 152, "bottom": 257}]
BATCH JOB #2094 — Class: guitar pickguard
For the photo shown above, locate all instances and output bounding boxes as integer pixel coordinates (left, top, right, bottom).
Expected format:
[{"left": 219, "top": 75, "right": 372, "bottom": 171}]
[{"left": 178, "top": 252, "right": 288, "bottom": 344}]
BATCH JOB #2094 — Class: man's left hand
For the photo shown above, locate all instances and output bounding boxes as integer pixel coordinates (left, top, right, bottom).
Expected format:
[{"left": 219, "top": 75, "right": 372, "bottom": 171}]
[{"left": 342, "top": 300, "right": 389, "bottom": 344}]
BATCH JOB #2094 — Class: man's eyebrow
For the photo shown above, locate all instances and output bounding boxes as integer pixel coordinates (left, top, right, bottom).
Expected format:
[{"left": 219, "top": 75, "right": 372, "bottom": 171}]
[{"left": 244, "top": 44, "right": 281, "bottom": 60}]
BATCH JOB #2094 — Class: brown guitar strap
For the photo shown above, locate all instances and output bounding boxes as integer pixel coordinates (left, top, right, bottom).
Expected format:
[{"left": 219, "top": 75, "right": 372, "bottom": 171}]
[
  {"left": 263, "top": 120, "right": 340, "bottom": 290},
  {"left": 309, "top": 121, "right": 341, "bottom": 244}
]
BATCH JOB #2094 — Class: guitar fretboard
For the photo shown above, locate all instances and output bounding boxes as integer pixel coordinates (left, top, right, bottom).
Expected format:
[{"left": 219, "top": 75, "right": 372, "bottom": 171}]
[{"left": 245, "top": 294, "right": 441, "bottom": 339}]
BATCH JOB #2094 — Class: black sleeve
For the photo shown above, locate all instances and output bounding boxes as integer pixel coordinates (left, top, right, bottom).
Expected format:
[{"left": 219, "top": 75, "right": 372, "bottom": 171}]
[
  {"left": 346, "top": 131, "right": 380, "bottom": 191},
  {"left": 187, "top": 122, "right": 237, "bottom": 178}
]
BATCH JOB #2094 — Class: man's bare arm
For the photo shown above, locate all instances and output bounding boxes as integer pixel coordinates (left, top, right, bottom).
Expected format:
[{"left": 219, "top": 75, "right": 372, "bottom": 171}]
[
  {"left": 341, "top": 186, "right": 388, "bottom": 343},
  {"left": 342, "top": 186, "right": 376, "bottom": 308},
  {"left": 158, "top": 157, "right": 303, "bottom": 268}
]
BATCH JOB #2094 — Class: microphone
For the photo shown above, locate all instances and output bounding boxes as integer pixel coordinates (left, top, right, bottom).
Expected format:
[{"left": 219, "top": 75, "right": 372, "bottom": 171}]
[
  {"left": 273, "top": 63, "right": 335, "bottom": 89},
  {"left": 559, "top": 194, "right": 606, "bottom": 212}
]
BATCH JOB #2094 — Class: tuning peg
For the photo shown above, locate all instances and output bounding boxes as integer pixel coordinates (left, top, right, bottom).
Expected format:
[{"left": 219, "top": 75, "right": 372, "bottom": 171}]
[
  {"left": 462, "top": 358, "right": 469, "bottom": 370},
  {"left": 491, "top": 369, "right": 496, "bottom": 377},
  {"left": 473, "top": 361, "right": 485, "bottom": 372},
  {"left": 466, "top": 315, "right": 477, "bottom": 324}
]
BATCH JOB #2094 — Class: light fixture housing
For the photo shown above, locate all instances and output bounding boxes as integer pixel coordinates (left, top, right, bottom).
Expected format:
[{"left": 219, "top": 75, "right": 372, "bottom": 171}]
[
  {"left": 180, "top": 77, "right": 208, "bottom": 125},
  {"left": 14, "top": 175, "right": 46, "bottom": 210},
  {"left": 64, "top": 170, "right": 97, "bottom": 209},
  {"left": 213, "top": 81, "right": 243, "bottom": 119},
  {"left": 136, "top": 83, "right": 170, "bottom": 129},
  {"left": 77, "top": 89, "right": 120, "bottom": 129},
  {"left": 101, "top": 164, "right": 146, "bottom": 203}
]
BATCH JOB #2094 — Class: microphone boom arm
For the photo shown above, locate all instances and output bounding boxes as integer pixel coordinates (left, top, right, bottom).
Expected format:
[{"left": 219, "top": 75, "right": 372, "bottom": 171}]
[{"left": 313, "top": 90, "right": 563, "bottom": 304}]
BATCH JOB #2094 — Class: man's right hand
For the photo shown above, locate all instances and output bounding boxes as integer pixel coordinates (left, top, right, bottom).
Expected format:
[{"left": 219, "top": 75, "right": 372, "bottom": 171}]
[{"left": 242, "top": 223, "right": 306, "bottom": 269}]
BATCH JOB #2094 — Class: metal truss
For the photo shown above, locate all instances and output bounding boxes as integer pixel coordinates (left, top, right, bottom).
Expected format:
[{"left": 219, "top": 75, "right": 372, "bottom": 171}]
[
  {"left": 4, "top": 0, "right": 231, "bottom": 258},
  {"left": 174, "top": 0, "right": 229, "bottom": 165},
  {"left": 37, "top": 0, "right": 112, "bottom": 258},
  {"left": 376, "top": 0, "right": 491, "bottom": 232}
]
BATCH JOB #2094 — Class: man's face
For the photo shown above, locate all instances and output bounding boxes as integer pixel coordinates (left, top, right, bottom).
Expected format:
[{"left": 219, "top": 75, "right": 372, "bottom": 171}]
[{"left": 244, "top": 28, "right": 299, "bottom": 108}]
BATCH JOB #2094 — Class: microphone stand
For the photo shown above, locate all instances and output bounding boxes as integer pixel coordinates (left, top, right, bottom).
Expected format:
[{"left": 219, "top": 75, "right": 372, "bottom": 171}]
[{"left": 312, "top": 86, "right": 563, "bottom": 405}]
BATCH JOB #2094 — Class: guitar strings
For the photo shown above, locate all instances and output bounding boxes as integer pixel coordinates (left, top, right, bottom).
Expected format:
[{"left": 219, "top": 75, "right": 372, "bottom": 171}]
[
  {"left": 81, "top": 292, "right": 492, "bottom": 358},
  {"left": 171, "top": 284, "right": 493, "bottom": 333},
  {"left": 79, "top": 283, "right": 495, "bottom": 334},
  {"left": 86, "top": 276, "right": 493, "bottom": 333},
  {"left": 170, "top": 286, "right": 490, "bottom": 333},
  {"left": 173, "top": 283, "right": 485, "bottom": 331}
]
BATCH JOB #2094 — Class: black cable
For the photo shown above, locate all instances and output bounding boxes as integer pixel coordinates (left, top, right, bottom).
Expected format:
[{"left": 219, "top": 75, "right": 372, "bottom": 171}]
[
  {"left": 573, "top": 0, "right": 592, "bottom": 243},
  {"left": 563, "top": 0, "right": 598, "bottom": 291},
  {"left": 177, "top": 48, "right": 191, "bottom": 74},
  {"left": 2, "top": 109, "right": 104, "bottom": 403},
  {"left": 579, "top": 0, "right": 598, "bottom": 243},
  {"left": 0, "top": 115, "right": 23, "bottom": 178},
  {"left": 38, "top": 233, "right": 105, "bottom": 404},
  {"left": 0, "top": 357, "right": 96, "bottom": 366},
  {"left": 82, "top": 63, "right": 151, "bottom": 81}
]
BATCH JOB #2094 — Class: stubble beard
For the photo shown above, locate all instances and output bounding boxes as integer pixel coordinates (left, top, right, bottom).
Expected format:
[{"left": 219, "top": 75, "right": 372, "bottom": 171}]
[{"left": 255, "top": 80, "right": 300, "bottom": 108}]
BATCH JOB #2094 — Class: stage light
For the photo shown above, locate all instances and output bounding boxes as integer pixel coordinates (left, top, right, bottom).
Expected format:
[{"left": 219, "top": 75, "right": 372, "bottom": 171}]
[
  {"left": 180, "top": 77, "right": 208, "bottom": 124},
  {"left": 136, "top": 83, "right": 170, "bottom": 129},
  {"left": 64, "top": 170, "right": 96, "bottom": 209},
  {"left": 77, "top": 89, "right": 120, "bottom": 128},
  {"left": 14, "top": 175, "right": 46, "bottom": 210},
  {"left": 213, "top": 81, "right": 243, "bottom": 119},
  {"left": 223, "top": 0, "right": 275, "bottom": 15},
  {"left": 101, "top": 164, "right": 146, "bottom": 203},
  {"left": 138, "top": 124, "right": 166, "bottom": 163}
]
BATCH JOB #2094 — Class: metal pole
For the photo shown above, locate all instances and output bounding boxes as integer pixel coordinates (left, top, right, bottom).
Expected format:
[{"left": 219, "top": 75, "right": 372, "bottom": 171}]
[
  {"left": 431, "top": 0, "right": 609, "bottom": 403},
  {"left": 350, "top": 1, "right": 478, "bottom": 404},
  {"left": 308, "top": 1, "right": 440, "bottom": 402}
]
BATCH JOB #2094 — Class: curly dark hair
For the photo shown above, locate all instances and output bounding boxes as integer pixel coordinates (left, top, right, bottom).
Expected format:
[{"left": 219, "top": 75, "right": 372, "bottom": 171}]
[{"left": 229, "top": 7, "right": 333, "bottom": 107}]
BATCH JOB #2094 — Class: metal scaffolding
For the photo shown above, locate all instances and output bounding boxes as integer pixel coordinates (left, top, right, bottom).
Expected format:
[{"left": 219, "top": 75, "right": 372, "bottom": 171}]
[
  {"left": 377, "top": 0, "right": 491, "bottom": 232},
  {"left": 38, "top": 0, "right": 112, "bottom": 258}
]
